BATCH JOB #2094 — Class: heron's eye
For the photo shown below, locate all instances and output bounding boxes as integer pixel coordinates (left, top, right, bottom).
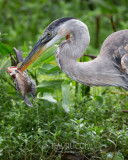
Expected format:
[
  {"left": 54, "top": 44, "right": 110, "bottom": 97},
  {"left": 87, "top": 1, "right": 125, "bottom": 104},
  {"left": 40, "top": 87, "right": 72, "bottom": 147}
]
[{"left": 47, "top": 33, "right": 51, "bottom": 36}]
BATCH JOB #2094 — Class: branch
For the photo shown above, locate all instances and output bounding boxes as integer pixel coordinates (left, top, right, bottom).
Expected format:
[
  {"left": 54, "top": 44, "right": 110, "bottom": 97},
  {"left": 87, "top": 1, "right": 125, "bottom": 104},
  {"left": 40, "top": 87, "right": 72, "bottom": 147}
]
[
  {"left": 95, "top": 15, "right": 100, "bottom": 48},
  {"left": 122, "top": 110, "right": 128, "bottom": 113},
  {"left": 111, "top": 91, "right": 128, "bottom": 95},
  {"left": 110, "top": 15, "right": 117, "bottom": 32},
  {"left": 84, "top": 54, "right": 97, "bottom": 59}
]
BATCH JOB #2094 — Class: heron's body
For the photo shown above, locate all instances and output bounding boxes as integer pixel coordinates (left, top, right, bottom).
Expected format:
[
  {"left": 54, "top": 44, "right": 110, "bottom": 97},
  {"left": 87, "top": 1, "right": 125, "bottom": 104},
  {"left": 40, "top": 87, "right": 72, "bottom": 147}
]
[
  {"left": 21, "top": 18, "right": 128, "bottom": 90},
  {"left": 55, "top": 26, "right": 128, "bottom": 90}
]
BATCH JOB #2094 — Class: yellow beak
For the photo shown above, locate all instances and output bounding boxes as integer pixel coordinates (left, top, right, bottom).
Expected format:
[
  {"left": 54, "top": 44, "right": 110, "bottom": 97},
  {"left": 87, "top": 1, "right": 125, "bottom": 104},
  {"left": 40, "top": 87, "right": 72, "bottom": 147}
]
[
  {"left": 20, "top": 32, "right": 52, "bottom": 71},
  {"left": 21, "top": 45, "right": 46, "bottom": 71}
]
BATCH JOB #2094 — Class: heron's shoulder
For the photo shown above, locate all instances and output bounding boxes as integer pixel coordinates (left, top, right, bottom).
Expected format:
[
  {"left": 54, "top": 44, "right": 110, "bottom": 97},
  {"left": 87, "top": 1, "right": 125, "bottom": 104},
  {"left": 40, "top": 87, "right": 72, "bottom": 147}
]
[
  {"left": 107, "top": 29, "right": 128, "bottom": 42},
  {"left": 103, "top": 30, "right": 128, "bottom": 45},
  {"left": 100, "top": 30, "right": 128, "bottom": 55},
  {"left": 99, "top": 29, "right": 128, "bottom": 72},
  {"left": 106, "top": 30, "right": 128, "bottom": 79}
]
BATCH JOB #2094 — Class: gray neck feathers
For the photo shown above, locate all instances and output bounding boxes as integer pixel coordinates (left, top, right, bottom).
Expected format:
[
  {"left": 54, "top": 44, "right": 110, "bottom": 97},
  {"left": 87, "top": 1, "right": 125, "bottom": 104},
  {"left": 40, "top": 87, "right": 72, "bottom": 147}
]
[
  {"left": 55, "top": 19, "right": 93, "bottom": 84},
  {"left": 55, "top": 19, "right": 90, "bottom": 69}
]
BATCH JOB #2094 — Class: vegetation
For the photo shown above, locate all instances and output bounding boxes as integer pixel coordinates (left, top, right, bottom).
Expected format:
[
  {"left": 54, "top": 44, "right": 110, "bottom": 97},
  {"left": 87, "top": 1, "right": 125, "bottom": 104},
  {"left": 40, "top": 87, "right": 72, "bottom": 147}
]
[{"left": 0, "top": 0, "right": 128, "bottom": 159}]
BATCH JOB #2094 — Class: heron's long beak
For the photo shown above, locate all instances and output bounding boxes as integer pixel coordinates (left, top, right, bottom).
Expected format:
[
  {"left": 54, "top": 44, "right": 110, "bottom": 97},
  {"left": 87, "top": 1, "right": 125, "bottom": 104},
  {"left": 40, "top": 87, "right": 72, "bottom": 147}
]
[{"left": 20, "top": 35, "right": 51, "bottom": 71}]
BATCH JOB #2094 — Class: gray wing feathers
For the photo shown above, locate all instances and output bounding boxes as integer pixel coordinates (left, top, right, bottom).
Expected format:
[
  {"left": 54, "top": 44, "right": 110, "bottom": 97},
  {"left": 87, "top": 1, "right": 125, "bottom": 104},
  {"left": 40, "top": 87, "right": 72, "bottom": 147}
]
[{"left": 121, "top": 54, "right": 128, "bottom": 74}]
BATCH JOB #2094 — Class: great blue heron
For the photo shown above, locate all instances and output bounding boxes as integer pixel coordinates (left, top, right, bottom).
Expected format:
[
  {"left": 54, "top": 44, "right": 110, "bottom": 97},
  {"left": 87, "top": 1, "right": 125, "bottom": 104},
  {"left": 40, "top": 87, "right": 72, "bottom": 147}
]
[{"left": 20, "top": 17, "right": 128, "bottom": 90}]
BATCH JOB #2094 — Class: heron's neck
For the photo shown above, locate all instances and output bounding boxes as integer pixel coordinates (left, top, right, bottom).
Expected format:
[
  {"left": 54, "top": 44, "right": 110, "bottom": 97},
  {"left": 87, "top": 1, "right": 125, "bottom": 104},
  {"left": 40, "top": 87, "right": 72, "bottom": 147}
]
[
  {"left": 55, "top": 23, "right": 95, "bottom": 85},
  {"left": 55, "top": 48, "right": 100, "bottom": 86}
]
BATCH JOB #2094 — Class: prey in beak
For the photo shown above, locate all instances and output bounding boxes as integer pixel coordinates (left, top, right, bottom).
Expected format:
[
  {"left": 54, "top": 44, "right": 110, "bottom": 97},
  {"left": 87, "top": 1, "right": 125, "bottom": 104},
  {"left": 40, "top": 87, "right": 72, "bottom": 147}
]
[
  {"left": 7, "top": 48, "right": 36, "bottom": 107},
  {"left": 7, "top": 66, "right": 36, "bottom": 107}
]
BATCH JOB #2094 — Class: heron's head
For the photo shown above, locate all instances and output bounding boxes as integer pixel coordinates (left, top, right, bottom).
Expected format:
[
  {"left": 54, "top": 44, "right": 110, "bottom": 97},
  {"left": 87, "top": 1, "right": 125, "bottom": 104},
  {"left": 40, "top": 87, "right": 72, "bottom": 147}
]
[{"left": 20, "top": 17, "right": 75, "bottom": 71}]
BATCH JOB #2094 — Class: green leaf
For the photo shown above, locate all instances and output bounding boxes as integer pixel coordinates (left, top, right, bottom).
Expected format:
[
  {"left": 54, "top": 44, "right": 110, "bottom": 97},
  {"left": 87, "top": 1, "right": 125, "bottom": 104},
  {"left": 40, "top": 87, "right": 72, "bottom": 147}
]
[
  {"left": 95, "top": 126, "right": 104, "bottom": 135},
  {"left": 38, "top": 64, "right": 62, "bottom": 75},
  {"left": 38, "top": 64, "right": 55, "bottom": 75},
  {"left": 37, "top": 93, "right": 57, "bottom": 103},
  {"left": 113, "top": 152, "right": 124, "bottom": 160},
  {"left": 94, "top": 95, "right": 103, "bottom": 105},
  {"left": 37, "top": 80, "right": 64, "bottom": 92},
  {"left": 107, "top": 139, "right": 116, "bottom": 146},
  {"left": 0, "top": 43, "right": 15, "bottom": 55},
  {"left": 0, "top": 58, "right": 11, "bottom": 75},
  {"left": 62, "top": 81, "right": 71, "bottom": 113},
  {"left": 30, "top": 45, "right": 57, "bottom": 69},
  {"left": 46, "top": 66, "right": 62, "bottom": 74},
  {"left": 106, "top": 152, "right": 124, "bottom": 160}
]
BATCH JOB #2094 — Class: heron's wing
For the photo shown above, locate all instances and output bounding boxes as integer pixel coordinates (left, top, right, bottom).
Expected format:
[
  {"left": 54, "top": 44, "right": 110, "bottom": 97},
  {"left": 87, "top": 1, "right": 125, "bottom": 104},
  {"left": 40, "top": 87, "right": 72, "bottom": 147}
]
[
  {"left": 113, "top": 43, "right": 128, "bottom": 73},
  {"left": 121, "top": 53, "right": 128, "bottom": 74}
]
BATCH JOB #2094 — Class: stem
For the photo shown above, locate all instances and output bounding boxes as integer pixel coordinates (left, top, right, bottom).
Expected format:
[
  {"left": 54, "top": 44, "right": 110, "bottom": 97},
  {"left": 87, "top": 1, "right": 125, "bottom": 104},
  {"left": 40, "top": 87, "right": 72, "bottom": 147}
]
[
  {"left": 122, "top": 110, "right": 128, "bottom": 113},
  {"left": 111, "top": 91, "right": 128, "bottom": 95},
  {"left": 25, "top": 147, "right": 27, "bottom": 160},
  {"left": 110, "top": 15, "right": 116, "bottom": 32},
  {"left": 83, "top": 54, "right": 97, "bottom": 59},
  {"left": 95, "top": 15, "right": 100, "bottom": 48},
  {"left": 75, "top": 81, "right": 79, "bottom": 106}
]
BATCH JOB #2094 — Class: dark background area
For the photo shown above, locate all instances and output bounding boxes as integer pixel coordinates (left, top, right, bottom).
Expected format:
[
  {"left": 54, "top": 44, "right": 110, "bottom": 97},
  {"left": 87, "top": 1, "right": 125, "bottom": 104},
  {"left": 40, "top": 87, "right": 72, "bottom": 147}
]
[{"left": 1, "top": 0, "right": 128, "bottom": 49}]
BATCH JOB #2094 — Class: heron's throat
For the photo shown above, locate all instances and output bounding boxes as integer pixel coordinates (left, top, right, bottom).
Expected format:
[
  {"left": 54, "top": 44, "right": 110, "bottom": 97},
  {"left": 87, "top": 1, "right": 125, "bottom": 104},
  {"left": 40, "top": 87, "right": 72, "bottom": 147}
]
[{"left": 55, "top": 22, "right": 90, "bottom": 83}]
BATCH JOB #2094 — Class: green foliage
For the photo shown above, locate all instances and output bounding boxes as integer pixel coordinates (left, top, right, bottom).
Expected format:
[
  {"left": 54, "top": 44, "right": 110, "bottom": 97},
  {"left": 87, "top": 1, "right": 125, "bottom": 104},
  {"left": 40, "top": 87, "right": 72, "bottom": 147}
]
[
  {"left": 0, "top": 43, "right": 15, "bottom": 56},
  {"left": 0, "top": 0, "right": 128, "bottom": 159}
]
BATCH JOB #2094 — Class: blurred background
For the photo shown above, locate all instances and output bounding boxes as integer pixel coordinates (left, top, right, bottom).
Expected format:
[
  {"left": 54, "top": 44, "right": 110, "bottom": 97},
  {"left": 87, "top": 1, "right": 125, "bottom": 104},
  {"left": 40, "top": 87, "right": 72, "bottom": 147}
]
[
  {"left": 1, "top": 0, "right": 128, "bottom": 48},
  {"left": 0, "top": 0, "right": 128, "bottom": 159}
]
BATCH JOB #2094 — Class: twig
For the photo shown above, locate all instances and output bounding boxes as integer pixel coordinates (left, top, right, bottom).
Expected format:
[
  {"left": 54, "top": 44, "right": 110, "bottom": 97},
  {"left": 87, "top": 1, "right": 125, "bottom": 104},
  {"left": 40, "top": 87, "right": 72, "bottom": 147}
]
[
  {"left": 110, "top": 15, "right": 117, "bottom": 32},
  {"left": 111, "top": 138, "right": 118, "bottom": 160},
  {"left": 122, "top": 110, "right": 128, "bottom": 113},
  {"left": 104, "top": 145, "right": 113, "bottom": 153},
  {"left": 111, "top": 149, "right": 116, "bottom": 160},
  {"left": 84, "top": 54, "right": 97, "bottom": 59},
  {"left": 25, "top": 147, "right": 27, "bottom": 160},
  {"left": 95, "top": 15, "right": 100, "bottom": 48},
  {"left": 111, "top": 91, "right": 128, "bottom": 95}
]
